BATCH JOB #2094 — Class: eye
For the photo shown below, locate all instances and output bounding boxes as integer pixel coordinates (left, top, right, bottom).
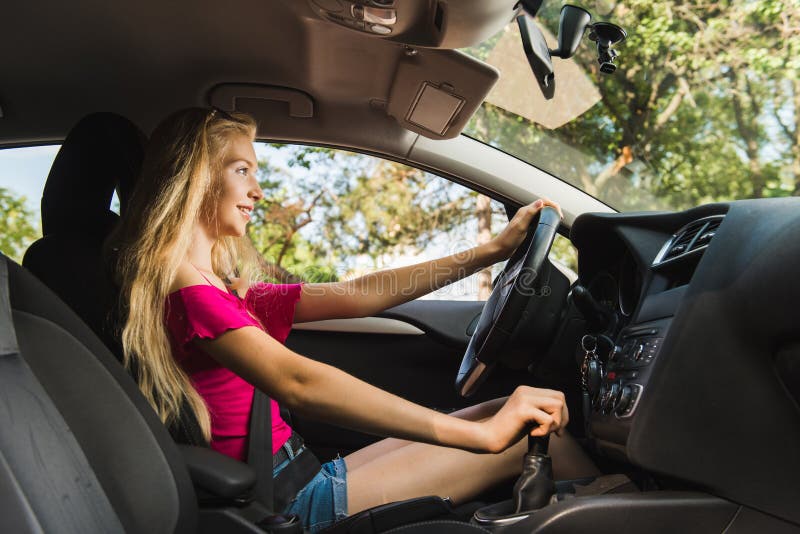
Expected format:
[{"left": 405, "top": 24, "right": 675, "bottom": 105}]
[{"left": 236, "top": 166, "right": 249, "bottom": 176}]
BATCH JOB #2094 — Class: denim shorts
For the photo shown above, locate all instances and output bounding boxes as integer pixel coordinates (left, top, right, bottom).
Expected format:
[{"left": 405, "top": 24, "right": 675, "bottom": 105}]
[{"left": 273, "top": 448, "right": 348, "bottom": 533}]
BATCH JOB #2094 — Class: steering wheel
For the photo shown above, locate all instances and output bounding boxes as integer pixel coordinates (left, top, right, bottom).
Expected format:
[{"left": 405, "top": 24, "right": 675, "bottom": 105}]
[{"left": 456, "top": 206, "right": 561, "bottom": 397}]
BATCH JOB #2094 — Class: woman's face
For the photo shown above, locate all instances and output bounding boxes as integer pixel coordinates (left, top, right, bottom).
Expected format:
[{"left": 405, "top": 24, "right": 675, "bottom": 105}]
[{"left": 207, "top": 133, "right": 262, "bottom": 238}]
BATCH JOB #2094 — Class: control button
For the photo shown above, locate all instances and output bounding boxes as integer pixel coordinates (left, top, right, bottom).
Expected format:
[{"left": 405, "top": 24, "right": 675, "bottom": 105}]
[
  {"left": 615, "top": 385, "right": 634, "bottom": 416},
  {"left": 615, "top": 384, "right": 643, "bottom": 418},
  {"left": 370, "top": 24, "right": 392, "bottom": 34}
]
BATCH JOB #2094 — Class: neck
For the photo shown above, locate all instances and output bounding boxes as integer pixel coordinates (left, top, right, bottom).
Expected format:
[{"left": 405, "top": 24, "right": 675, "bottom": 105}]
[{"left": 187, "top": 225, "right": 216, "bottom": 271}]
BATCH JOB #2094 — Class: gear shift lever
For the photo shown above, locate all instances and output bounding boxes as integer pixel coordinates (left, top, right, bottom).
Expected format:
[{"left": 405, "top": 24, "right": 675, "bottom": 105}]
[{"left": 512, "top": 434, "right": 555, "bottom": 513}]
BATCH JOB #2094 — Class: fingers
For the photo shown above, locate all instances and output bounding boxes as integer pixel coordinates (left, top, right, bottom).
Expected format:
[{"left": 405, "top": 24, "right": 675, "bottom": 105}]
[
  {"left": 527, "top": 407, "right": 560, "bottom": 436},
  {"left": 513, "top": 386, "right": 568, "bottom": 437},
  {"left": 524, "top": 197, "right": 564, "bottom": 221},
  {"left": 481, "top": 387, "right": 569, "bottom": 452},
  {"left": 539, "top": 389, "right": 568, "bottom": 435}
]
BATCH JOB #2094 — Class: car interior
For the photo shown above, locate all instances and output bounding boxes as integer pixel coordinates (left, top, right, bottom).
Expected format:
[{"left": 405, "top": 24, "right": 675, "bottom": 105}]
[{"left": 1, "top": 1, "right": 799, "bottom": 533}]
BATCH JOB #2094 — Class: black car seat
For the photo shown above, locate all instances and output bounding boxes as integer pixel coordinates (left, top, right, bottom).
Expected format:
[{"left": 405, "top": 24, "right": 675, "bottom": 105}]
[
  {"left": 1, "top": 254, "right": 199, "bottom": 533},
  {"left": 22, "top": 112, "right": 145, "bottom": 353}
]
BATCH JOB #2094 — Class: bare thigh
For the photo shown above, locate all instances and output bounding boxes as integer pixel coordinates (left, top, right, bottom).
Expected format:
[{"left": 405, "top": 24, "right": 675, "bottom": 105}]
[
  {"left": 344, "top": 397, "right": 522, "bottom": 514},
  {"left": 343, "top": 396, "right": 599, "bottom": 515},
  {"left": 344, "top": 397, "right": 508, "bottom": 470}
]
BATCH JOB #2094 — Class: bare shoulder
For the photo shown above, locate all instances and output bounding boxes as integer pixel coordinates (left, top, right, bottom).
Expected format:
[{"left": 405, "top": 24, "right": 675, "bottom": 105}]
[{"left": 169, "top": 261, "right": 207, "bottom": 293}]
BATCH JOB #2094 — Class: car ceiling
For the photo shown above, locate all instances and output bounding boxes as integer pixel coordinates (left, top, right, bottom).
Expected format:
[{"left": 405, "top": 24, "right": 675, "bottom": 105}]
[{"left": 1, "top": 0, "right": 519, "bottom": 148}]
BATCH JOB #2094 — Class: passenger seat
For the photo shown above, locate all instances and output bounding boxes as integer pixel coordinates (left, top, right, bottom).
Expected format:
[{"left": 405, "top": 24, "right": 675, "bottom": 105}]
[
  {"left": 1, "top": 255, "right": 198, "bottom": 533},
  {"left": 22, "top": 112, "right": 145, "bottom": 353}
]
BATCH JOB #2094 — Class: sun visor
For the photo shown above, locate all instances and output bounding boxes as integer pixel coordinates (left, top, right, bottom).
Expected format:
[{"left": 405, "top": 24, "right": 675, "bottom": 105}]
[{"left": 386, "top": 49, "right": 498, "bottom": 140}]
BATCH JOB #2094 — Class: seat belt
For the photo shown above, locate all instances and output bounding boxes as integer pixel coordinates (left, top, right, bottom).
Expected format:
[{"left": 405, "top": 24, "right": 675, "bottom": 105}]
[
  {"left": 248, "top": 386, "right": 320, "bottom": 512},
  {"left": 247, "top": 388, "right": 274, "bottom": 508},
  {"left": 0, "top": 255, "right": 124, "bottom": 533}
]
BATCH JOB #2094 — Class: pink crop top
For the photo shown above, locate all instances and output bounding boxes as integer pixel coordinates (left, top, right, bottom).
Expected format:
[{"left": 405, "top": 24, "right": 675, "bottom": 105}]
[{"left": 165, "top": 282, "right": 302, "bottom": 461}]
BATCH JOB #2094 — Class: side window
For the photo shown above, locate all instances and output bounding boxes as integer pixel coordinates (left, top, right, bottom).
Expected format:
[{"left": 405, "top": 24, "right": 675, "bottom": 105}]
[
  {"left": 249, "top": 143, "right": 508, "bottom": 301},
  {"left": 0, "top": 144, "right": 123, "bottom": 264},
  {"left": 551, "top": 234, "right": 578, "bottom": 279},
  {"left": 0, "top": 143, "right": 580, "bottom": 293},
  {"left": 0, "top": 146, "right": 59, "bottom": 262}
]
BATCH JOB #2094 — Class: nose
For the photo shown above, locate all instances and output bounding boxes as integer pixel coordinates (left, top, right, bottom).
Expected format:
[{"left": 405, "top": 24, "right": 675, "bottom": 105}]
[{"left": 248, "top": 176, "right": 264, "bottom": 202}]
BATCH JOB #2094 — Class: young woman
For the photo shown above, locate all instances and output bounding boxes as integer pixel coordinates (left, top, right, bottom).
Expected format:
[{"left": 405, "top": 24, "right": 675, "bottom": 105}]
[{"left": 113, "top": 108, "right": 587, "bottom": 532}]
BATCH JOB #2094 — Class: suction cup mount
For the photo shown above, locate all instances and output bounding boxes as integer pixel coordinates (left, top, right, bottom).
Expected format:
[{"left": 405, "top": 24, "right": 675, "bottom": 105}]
[{"left": 588, "top": 22, "right": 627, "bottom": 74}]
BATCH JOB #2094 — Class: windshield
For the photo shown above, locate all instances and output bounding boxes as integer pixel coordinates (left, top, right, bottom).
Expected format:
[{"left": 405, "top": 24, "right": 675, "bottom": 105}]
[{"left": 462, "top": 1, "right": 800, "bottom": 212}]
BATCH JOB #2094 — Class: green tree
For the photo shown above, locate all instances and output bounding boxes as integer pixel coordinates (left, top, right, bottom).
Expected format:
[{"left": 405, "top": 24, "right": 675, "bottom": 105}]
[
  {"left": 0, "top": 187, "right": 39, "bottom": 262},
  {"left": 248, "top": 145, "right": 508, "bottom": 291},
  {"left": 467, "top": 0, "right": 800, "bottom": 210}
]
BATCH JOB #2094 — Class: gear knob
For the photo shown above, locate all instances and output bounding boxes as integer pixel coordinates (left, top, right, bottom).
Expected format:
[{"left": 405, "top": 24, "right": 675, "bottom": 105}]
[
  {"left": 512, "top": 434, "right": 555, "bottom": 513},
  {"left": 529, "top": 434, "right": 549, "bottom": 455}
]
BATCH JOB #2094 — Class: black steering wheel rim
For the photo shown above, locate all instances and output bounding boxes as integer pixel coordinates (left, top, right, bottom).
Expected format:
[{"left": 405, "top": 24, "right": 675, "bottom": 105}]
[{"left": 455, "top": 206, "right": 561, "bottom": 397}]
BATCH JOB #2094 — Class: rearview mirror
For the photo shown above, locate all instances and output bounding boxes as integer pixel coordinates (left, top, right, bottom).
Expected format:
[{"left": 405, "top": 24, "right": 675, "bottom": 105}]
[
  {"left": 516, "top": 4, "right": 592, "bottom": 100},
  {"left": 517, "top": 14, "right": 555, "bottom": 100}
]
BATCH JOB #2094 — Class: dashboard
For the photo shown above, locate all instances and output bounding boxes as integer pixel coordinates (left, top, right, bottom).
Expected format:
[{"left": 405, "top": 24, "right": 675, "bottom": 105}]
[{"left": 568, "top": 198, "right": 800, "bottom": 526}]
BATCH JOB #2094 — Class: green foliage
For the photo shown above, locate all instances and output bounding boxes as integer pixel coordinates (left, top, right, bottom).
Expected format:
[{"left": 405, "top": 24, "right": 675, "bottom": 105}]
[
  {"left": 248, "top": 145, "right": 502, "bottom": 284},
  {"left": 551, "top": 234, "right": 578, "bottom": 274},
  {"left": 0, "top": 187, "right": 39, "bottom": 262},
  {"left": 466, "top": 0, "right": 800, "bottom": 211}
]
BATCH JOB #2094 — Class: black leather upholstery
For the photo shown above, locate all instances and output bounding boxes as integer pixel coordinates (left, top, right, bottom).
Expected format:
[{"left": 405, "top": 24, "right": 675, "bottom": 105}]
[
  {"left": 5, "top": 257, "right": 198, "bottom": 533},
  {"left": 22, "top": 112, "right": 145, "bottom": 348}
]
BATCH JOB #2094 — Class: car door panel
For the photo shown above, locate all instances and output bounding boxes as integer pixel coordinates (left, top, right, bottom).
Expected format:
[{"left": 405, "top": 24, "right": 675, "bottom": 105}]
[{"left": 285, "top": 299, "right": 531, "bottom": 460}]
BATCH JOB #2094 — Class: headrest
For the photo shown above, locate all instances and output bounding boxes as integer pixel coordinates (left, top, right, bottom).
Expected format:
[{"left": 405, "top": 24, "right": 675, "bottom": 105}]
[{"left": 41, "top": 112, "right": 146, "bottom": 236}]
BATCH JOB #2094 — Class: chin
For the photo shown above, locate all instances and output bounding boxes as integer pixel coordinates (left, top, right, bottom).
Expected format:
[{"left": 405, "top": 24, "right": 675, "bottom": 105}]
[{"left": 218, "top": 223, "right": 247, "bottom": 239}]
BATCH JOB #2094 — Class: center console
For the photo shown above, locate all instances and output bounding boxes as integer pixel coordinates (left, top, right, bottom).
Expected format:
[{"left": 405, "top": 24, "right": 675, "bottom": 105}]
[{"left": 586, "top": 317, "right": 672, "bottom": 452}]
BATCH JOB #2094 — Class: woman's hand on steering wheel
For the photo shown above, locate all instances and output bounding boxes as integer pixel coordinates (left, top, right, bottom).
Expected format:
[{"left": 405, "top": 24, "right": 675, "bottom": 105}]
[
  {"left": 477, "top": 386, "right": 569, "bottom": 454},
  {"left": 490, "top": 198, "right": 564, "bottom": 260}
]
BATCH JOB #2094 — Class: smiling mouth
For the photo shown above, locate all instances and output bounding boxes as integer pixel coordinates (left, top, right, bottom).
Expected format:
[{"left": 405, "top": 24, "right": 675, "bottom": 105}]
[{"left": 237, "top": 206, "right": 252, "bottom": 220}]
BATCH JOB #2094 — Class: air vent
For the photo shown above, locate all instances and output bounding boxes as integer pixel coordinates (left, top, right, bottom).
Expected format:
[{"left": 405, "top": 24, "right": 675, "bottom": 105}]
[{"left": 653, "top": 215, "right": 725, "bottom": 266}]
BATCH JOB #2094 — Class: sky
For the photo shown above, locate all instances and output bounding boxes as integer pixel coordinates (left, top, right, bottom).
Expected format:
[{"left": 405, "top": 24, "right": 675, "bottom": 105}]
[{"left": 0, "top": 144, "right": 59, "bottom": 214}]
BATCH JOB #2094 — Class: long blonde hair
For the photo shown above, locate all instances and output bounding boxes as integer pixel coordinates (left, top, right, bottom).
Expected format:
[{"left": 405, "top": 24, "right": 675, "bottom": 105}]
[{"left": 112, "top": 107, "right": 262, "bottom": 440}]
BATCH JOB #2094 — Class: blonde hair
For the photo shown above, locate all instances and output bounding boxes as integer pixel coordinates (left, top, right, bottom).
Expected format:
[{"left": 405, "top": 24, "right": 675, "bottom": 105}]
[{"left": 112, "top": 107, "right": 262, "bottom": 441}]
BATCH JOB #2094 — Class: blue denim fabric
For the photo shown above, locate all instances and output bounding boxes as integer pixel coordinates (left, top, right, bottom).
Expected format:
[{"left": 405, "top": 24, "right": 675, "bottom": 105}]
[{"left": 273, "top": 451, "right": 348, "bottom": 533}]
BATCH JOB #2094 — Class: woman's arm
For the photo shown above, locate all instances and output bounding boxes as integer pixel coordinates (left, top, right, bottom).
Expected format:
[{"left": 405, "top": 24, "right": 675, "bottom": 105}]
[
  {"left": 293, "top": 199, "right": 563, "bottom": 323},
  {"left": 195, "top": 326, "right": 567, "bottom": 453},
  {"left": 294, "top": 241, "right": 504, "bottom": 322}
]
